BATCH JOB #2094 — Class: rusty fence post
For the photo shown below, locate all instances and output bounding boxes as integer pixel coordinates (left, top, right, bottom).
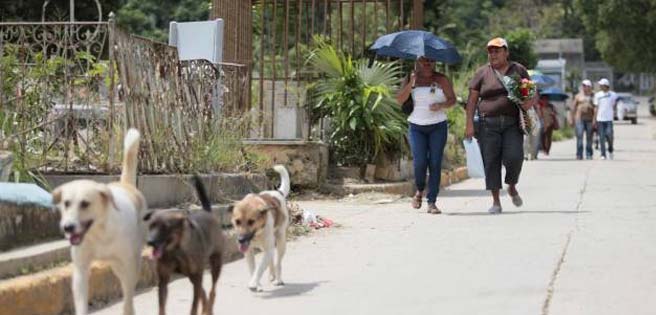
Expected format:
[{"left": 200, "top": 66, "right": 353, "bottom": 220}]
[{"left": 108, "top": 12, "right": 116, "bottom": 171}]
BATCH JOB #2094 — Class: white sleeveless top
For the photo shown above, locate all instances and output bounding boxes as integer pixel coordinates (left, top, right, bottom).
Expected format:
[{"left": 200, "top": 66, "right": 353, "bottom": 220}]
[{"left": 408, "top": 84, "right": 447, "bottom": 125}]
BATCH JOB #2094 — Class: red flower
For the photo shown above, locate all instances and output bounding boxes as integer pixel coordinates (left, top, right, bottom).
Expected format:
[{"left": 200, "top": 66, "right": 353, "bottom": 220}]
[{"left": 520, "top": 87, "right": 529, "bottom": 97}]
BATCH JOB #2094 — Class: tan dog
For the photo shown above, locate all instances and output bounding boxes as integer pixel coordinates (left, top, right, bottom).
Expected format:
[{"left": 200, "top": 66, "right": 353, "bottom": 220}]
[
  {"left": 143, "top": 175, "right": 225, "bottom": 315},
  {"left": 229, "top": 165, "right": 290, "bottom": 292},
  {"left": 52, "top": 129, "right": 145, "bottom": 315}
]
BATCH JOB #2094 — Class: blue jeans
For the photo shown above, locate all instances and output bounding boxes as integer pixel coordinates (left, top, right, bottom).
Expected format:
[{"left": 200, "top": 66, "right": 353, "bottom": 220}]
[
  {"left": 598, "top": 121, "right": 614, "bottom": 157},
  {"left": 408, "top": 121, "right": 448, "bottom": 204},
  {"left": 575, "top": 120, "right": 594, "bottom": 158}
]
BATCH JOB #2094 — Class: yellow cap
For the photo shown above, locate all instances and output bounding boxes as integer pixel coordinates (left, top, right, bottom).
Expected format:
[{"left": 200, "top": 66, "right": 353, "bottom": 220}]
[{"left": 486, "top": 37, "right": 508, "bottom": 48}]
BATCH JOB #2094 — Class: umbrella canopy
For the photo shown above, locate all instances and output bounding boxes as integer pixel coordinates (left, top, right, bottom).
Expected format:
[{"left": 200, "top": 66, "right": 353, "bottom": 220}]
[
  {"left": 531, "top": 73, "right": 556, "bottom": 87},
  {"left": 369, "top": 30, "right": 462, "bottom": 65},
  {"left": 540, "top": 87, "right": 569, "bottom": 101}
]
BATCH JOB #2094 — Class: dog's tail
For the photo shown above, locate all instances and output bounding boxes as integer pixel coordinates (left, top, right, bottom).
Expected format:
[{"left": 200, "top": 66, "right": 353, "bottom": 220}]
[
  {"left": 192, "top": 175, "right": 212, "bottom": 212},
  {"left": 273, "top": 164, "right": 290, "bottom": 198},
  {"left": 120, "top": 128, "right": 140, "bottom": 186}
]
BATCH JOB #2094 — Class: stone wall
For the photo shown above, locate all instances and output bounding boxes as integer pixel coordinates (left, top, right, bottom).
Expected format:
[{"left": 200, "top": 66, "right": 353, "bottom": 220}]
[
  {"left": 0, "top": 183, "right": 59, "bottom": 251},
  {"left": 243, "top": 140, "right": 328, "bottom": 188}
]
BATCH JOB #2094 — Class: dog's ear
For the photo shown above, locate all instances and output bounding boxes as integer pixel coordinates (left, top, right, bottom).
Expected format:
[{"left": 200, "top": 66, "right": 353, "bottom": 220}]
[
  {"left": 258, "top": 206, "right": 273, "bottom": 216},
  {"left": 226, "top": 204, "right": 234, "bottom": 213},
  {"left": 51, "top": 187, "right": 62, "bottom": 205},
  {"left": 143, "top": 211, "right": 154, "bottom": 221},
  {"left": 98, "top": 185, "right": 119, "bottom": 211}
]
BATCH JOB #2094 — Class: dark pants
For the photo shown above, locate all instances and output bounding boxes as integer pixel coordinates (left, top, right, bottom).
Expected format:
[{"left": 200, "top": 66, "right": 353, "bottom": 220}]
[
  {"left": 479, "top": 115, "right": 524, "bottom": 190},
  {"left": 576, "top": 120, "right": 594, "bottom": 159},
  {"left": 542, "top": 127, "right": 554, "bottom": 154},
  {"left": 598, "top": 121, "right": 614, "bottom": 157},
  {"left": 408, "top": 121, "right": 448, "bottom": 204}
]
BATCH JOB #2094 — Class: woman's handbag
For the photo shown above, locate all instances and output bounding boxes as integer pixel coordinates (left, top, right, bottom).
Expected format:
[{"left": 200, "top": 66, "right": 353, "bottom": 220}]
[{"left": 402, "top": 96, "right": 414, "bottom": 115}]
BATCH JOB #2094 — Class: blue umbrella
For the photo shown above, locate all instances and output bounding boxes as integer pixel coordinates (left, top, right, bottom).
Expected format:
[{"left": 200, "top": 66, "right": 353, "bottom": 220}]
[
  {"left": 369, "top": 30, "right": 462, "bottom": 64},
  {"left": 531, "top": 74, "right": 556, "bottom": 87},
  {"left": 540, "top": 87, "right": 569, "bottom": 101}
]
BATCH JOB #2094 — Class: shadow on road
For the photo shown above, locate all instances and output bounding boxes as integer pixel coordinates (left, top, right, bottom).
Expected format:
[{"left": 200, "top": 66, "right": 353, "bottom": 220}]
[
  {"left": 260, "top": 281, "right": 327, "bottom": 299},
  {"left": 441, "top": 189, "right": 493, "bottom": 198},
  {"left": 445, "top": 210, "right": 589, "bottom": 216}
]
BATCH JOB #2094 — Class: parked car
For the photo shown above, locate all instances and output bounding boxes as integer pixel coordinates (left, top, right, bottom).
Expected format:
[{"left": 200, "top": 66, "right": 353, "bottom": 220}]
[
  {"left": 649, "top": 96, "right": 656, "bottom": 117},
  {"left": 615, "top": 93, "right": 639, "bottom": 124}
]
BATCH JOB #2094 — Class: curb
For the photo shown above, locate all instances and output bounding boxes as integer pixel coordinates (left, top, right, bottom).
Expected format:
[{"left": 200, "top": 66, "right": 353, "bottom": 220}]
[
  {"left": 321, "top": 166, "right": 469, "bottom": 196},
  {"left": 0, "top": 233, "right": 241, "bottom": 315}
]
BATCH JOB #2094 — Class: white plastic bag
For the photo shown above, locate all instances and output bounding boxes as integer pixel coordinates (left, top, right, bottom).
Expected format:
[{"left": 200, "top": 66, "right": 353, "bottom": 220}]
[{"left": 463, "top": 138, "right": 485, "bottom": 178}]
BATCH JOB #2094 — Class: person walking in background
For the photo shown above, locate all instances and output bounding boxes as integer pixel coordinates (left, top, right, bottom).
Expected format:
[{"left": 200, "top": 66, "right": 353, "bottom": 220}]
[
  {"left": 523, "top": 100, "right": 541, "bottom": 160},
  {"left": 397, "top": 56, "right": 456, "bottom": 214},
  {"left": 593, "top": 78, "right": 617, "bottom": 160},
  {"left": 538, "top": 94, "right": 559, "bottom": 156},
  {"left": 570, "top": 79, "right": 596, "bottom": 160},
  {"left": 464, "top": 38, "right": 535, "bottom": 214}
]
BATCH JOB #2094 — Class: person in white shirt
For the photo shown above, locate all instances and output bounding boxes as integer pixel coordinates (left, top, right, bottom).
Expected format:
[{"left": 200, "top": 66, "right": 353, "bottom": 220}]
[
  {"left": 593, "top": 78, "right": 617, "bottom": 159},
  {"left": 397, "top": 56, "right": 456, "bottom": 214}
]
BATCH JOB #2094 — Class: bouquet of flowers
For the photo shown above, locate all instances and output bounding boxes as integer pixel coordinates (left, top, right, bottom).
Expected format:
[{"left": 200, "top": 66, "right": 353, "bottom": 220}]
[
  {"left": 501, "top": 76, "right": 537, "bottom": 105},
  {"left": 500, "top": 75, "right": 539, "bottom": 135}
]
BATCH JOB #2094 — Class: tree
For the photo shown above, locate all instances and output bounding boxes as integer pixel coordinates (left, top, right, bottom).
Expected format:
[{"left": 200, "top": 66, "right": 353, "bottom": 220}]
[
  {"left": 0, "top": 0, "right": 123, "bottom": 22},
  {"left": 575, "top": 0, "right": 656, "bottom": 72},
  {"left": 116, "top": 0, "right": 209, "bottom": 42},
  {"left": 504, "top": 28, "right": 538, "bottom": 69}
]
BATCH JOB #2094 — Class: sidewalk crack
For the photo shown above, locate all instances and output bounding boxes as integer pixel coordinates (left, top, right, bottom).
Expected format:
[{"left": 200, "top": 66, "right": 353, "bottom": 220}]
[{"left": 541, "top": 167, "right": 590, "bottom": 315}]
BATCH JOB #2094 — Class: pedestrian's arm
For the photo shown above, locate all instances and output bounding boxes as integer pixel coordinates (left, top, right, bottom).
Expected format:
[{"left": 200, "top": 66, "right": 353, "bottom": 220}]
[
  {"left": 436, "top": 75, "right": 457, "bottom": 109},
  {"left": 396, "top": 73, "right": 415, "bottom": 105},
  {"left": 464, "top": 89, "right": 479, "bottom": 138}
]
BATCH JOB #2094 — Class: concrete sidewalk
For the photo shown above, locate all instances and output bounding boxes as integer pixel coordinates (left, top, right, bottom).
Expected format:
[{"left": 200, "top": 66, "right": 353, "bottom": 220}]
[{"left": 92, "top": 109, "right": 656, "bottom": 315}]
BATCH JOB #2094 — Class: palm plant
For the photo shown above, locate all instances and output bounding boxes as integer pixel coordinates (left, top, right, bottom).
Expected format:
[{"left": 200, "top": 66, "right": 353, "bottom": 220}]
[{"left": 306, "top": 38, "right": 408, "bottom": 178}]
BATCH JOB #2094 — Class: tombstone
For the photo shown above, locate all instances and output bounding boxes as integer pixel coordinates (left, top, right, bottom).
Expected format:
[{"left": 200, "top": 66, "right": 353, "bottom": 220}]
[
  {"left": 168, "top": 19, "right": 224, "bottom": 64},
  {"left": 0, "top": 183, "right": 60, "bottom": 250},
  {"left": 169, "top": 19, "right": 225, "bottom": 118}
]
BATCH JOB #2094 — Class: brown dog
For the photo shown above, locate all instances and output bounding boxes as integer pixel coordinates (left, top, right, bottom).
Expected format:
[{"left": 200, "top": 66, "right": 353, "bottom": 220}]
[
  {"left": 229, "top": 165, "right": 290, "bottom": 292},
  {"left": 143, "top": 176, "right": 225, "bottom": 315}
]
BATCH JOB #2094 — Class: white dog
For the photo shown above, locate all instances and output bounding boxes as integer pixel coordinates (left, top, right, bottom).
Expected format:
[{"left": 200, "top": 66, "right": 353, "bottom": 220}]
[
  {"left": 229, "top": 165, "right": 290, "bottom": 292},
  {"left": 53, "top": 129, "right": 145, "bottom": 315}
]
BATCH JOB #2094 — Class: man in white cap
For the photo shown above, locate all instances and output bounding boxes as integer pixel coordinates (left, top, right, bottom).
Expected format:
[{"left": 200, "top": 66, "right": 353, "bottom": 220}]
[
  {"left": 593, "top": 78, "right": 617, "bottom": 159},
  {"left": 569, "top": 79, "right": 596, "bottom": 159}
]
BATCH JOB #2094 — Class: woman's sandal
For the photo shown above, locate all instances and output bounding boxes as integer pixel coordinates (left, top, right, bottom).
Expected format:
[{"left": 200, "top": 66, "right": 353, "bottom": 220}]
[
  {"left": 411, "top": 194, "right": 422, "bottom": 209},
  {"left": 427, "top": 203, "right": 441, "bottom": 214}
]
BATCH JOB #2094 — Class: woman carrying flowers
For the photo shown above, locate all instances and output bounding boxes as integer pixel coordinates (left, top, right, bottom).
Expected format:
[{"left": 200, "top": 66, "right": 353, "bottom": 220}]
[{"left": 464, "top": 37, "right": 537, "bottom": 214}]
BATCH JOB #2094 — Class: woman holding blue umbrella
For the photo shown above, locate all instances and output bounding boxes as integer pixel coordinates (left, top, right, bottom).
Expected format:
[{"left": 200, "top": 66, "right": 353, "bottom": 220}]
[
  {"left": 372, "top": 30, "right": 459, "bottom": 214},
  {"left": 396, "top": 56, "right": 456, "bottom": 214}
]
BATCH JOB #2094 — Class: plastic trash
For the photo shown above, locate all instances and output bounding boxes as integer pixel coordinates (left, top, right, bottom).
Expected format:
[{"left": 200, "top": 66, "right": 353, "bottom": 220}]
[
  {"left": 463, "top": 138, "right": 485, "bottom": 178},
  {"left": 302, "top": 209, "right": 317, "bottom": 225}
]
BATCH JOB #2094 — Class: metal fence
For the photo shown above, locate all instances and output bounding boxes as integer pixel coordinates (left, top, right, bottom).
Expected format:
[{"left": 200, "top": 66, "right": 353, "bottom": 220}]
[
  {"left": 214, "top": 0, "right": 418, "bottom": 139},
  {"left": 0, "top": 18, "right": 116, "bottom": 176},
  {"left": 113, "top": 30, "right": 250, "bottom": 173},
  {"left": 0, "top": 17, "right": 250, "bottom": 177}
]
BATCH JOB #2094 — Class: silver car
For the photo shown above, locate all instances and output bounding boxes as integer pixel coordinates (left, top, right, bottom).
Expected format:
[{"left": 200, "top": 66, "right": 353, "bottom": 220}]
[{"left": 615, "top": 93, "right": 639, "bottom": 124}]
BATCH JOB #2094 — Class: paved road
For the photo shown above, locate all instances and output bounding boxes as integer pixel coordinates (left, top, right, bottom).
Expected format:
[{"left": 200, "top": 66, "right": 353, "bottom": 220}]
[{"left": 93, "top": 105, "right": 656, "bottom": 315}]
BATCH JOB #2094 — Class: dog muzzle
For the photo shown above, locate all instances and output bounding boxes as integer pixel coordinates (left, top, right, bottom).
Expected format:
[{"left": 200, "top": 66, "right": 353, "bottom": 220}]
[
  {"left": 237, "top": 232, "right": 255, "bottom": 253},
  {"left": 147, "top": 239, "right": 167, "bottom": 260},
  {"left": 62, "top": 220, "right": 94, "bottom": 246}
]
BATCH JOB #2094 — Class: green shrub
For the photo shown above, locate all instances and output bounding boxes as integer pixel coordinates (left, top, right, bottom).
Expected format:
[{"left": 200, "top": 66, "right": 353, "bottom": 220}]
[
  {"left": 306, "top": 37, "right": 408, "bottom": 176},
  {"left": 552, "top": 124, "right": 575, "bottom": 142}
]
